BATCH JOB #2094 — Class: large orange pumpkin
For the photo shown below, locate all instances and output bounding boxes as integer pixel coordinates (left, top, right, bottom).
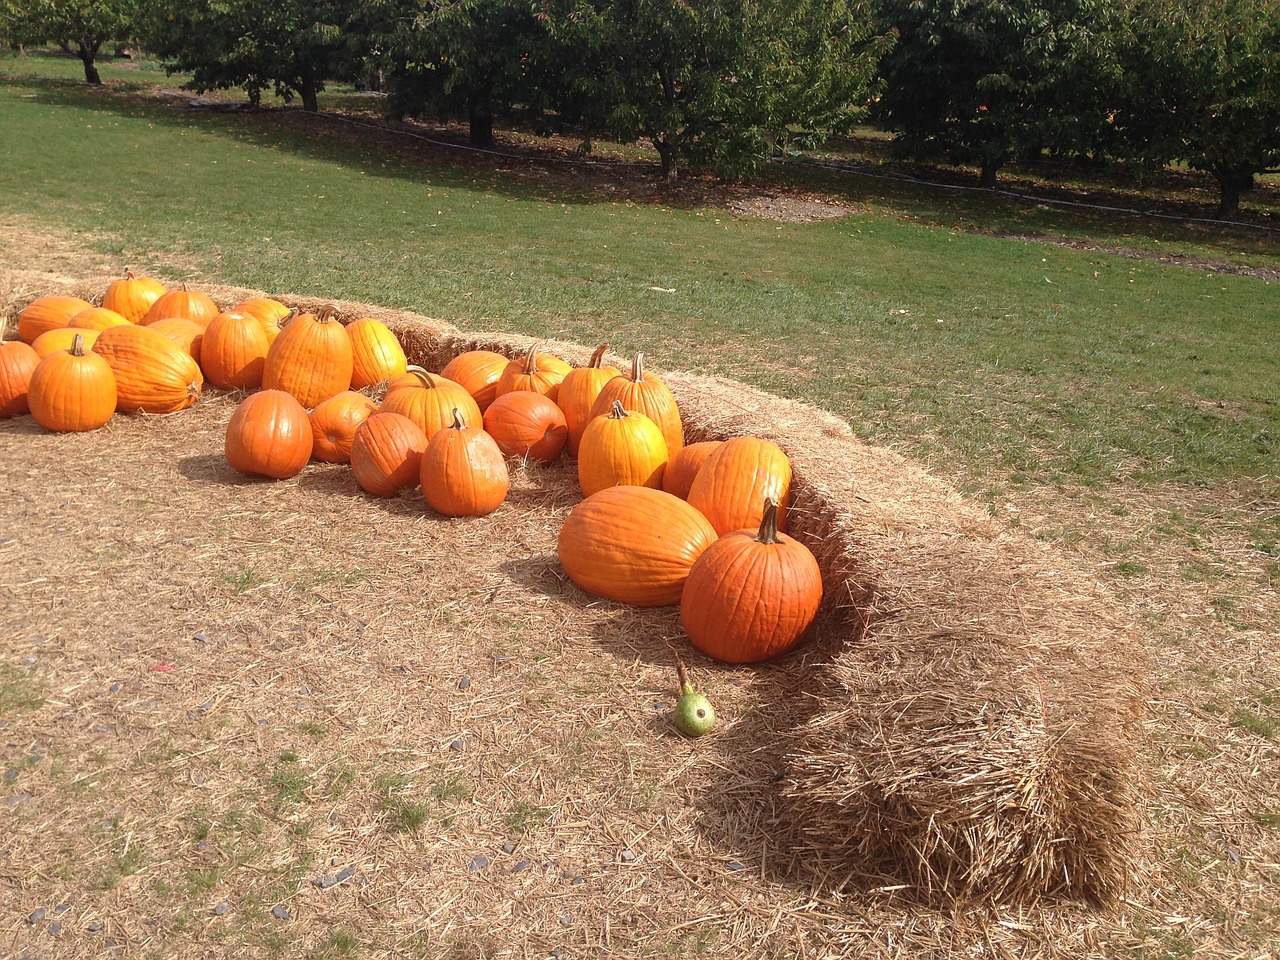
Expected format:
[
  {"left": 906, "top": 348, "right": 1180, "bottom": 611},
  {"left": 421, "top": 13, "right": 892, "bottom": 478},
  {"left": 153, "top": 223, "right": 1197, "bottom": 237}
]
[
  {"left": 102, "top": 270, "right": 166, "bottom": 323},
  {"left": 558, "top": 344, "right": 621, "bottom": 457},
  {"left": 421, "top": 408, "right": 510, "bottom": 517},
  {"left": 557, "top": 486, "right": 718, "bottom": 607},
  {"left": 680, "top": 499, "right": 822, "bottom": 664},
  {"left": 200, "top": 311, "right": 269, "bottom": 390},
  {"left": 31, "top": 327, "right": 100, "bottom": 359},
  {"left": 225, "top": 389, "right": 313, "bottom": 480},
  {"left": 494, "top": 344, "right": 571, "bottom": 401},
  {"left": 142, "top": 285, "right": 220, "bottom": 327},
  {"left": 686, "top": 435, "right": 792, "bottom": 536},
  {"left": 17, "top": 295, "right": 93, "bottom": 344},
  {"left": 590, "top": 353, "right": 683, "bottom": 456},
  {"left": 482, "top": 391, "right": 569, "bottom": 463},
  {"left": 577, "top": 400, "right": 668, "bottom": 496},
  {"left": 662, "top": 440, "right": 724, "bottom": 500},
  {"left": 380, "top": 369, "right": 481, "bottom": 443},
  {"left": 310, "top": 390, "right": 379, "bottom": 464},
  {"left": 27, "top": 334, "right": 117, "bottom": 432},
  {"left": 0, "top": 324, "right": 41, "bottom": 417},
  {"left": 347, "top": 316, "right": 407, "bottom": 389},
  {"left": 92, "top": 323, "right": 204, "bottom": 414},
  {"left": 262, "top": 305, "right": 354, "bottom": 408},
  {"left": 350, "top": 412, "right": 428, "bottom": 497},
  {"left": 440, "top": 349, "right": 509, "bottom": 413}
]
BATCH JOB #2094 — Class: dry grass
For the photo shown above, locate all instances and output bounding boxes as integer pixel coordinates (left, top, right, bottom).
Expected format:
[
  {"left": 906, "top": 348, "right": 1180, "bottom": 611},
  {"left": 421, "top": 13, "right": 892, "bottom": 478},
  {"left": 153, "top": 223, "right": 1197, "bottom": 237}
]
[{"left": 1, "top": 257, "right": 1277, "bottom": 959}]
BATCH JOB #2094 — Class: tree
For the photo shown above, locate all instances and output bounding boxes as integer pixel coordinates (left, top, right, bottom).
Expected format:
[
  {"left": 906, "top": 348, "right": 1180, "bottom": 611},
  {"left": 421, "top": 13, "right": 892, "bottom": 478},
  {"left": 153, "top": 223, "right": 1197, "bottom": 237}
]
[
  {"left": 543, "top": 0, "right": 889, "bottom": 181},
  {"left": 873, "top": 0, "right": 1119, "bottom": 187},
  {"left": 1113, "top": 0, "right": 1280, "bottom": 219},
  {"left": 0, "top": 0, "right": 136, "bottom": 84}
]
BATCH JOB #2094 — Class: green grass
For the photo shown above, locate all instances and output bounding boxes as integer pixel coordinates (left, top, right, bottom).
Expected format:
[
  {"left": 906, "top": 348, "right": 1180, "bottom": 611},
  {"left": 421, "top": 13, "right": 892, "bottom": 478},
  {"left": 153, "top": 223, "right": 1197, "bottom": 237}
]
[{"left": 0, "top": 663, "right": 45, "bottom": 713}]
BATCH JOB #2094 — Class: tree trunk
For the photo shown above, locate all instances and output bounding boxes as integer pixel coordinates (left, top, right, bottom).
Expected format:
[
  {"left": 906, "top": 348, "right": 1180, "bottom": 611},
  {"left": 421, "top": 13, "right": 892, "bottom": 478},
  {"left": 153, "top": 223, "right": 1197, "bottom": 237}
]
[
  {"left": 979, "top": 158, "right": 1000, "bottom": 189},
  {"left": 300, "top": 77, "right": 319, "bottom": 113},
  {"left": 77, "top": 35, "right": 101, "bottom": 85},
  {"left": 655, "top": 137, "right": 678, "bottom": 182},
  {"left": 1213, "top": 168, "right": 1254, "bottom": 221},
  {"left": 468, "top": 100, "right": 494, "bottom": 147}
]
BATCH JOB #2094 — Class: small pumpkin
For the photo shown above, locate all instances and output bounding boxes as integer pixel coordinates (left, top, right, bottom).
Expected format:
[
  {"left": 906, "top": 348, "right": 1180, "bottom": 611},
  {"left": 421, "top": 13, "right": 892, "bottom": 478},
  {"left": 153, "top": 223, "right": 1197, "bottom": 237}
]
[
  {"left": 31, "top": 327, "right": 101, "bottom": 359},
  {"left": 27, "top": 334, "right": 117, "bottom": 432},
  {"left": 232, "top": 296, "right": 292, "bottom": 345},
  {"left": 379, "top": 368, "right": 481, "bottom": 442},
  {"left": 495, "top": 343, "right": 571, "bottom": 401},
  {"left": 225, "top": 389, "right": 313, "bottom": 479},
  {"left": 310, "top": 390, "right": 379, "bottom": 464},
  {"left": 440, "top": 349, "right": 509, "bottom": 412},
  {"left": 662, "top": 440, "right": 724, "bottom": 500},
  {"left": 145, "top": 316, "right": 205, "bottom": 365},
  {"left": 68, "top": 306, "right": 132, "bottom": 332},
  {"left": 92, "top": 323, "right": 204, "bottom": 414},
  {"left": 350, "top": 412, "right": 428, "bottom": 497},
  {"left": 482, "top": 391, "right": 569, "bottom": 463},
  {"left": 142, "top": 285, "right": 220, "bottom": 327},
  {"left": 686, "top": 435, "right": 792, "bottom": 536},
  {"left": 421, "top": 408, "right": 510, "bottom": 517},
  {"left": 680, "top": 498, "right": 822, "bottom": 664},
  {"left": 262, "top": 305, "right": 354, "bottom": 408},
  {"left": 577, "top": 400, "right": 668, "bottom": 496},
  {"left": 17, "top": 295, "right": 93, "bottom": 344},
  {"left": 590, "top": 352, "right": 683, "bottom": 456},
  {"left": 557, "top": 486, "right": 718, "bottom": 607},
  {"left": 200, "top": 311, "right": 269, "bottom": 390},
  {"left": 347, "top": 316, "right": 408, "bottom": 389},
  {"left": 102, "top": 270, "right": 166, "bottom": 323},
  {"left": 0, "top": 323, "right": 41, "bottom": 417},
  {"left": 558, "top": 343, "right": 621, "bottom": 457}
]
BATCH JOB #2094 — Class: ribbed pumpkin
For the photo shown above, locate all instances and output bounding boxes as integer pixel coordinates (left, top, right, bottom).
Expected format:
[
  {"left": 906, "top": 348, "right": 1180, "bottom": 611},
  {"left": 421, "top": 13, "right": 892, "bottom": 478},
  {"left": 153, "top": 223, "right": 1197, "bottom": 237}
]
[
  {"left": 379, "top": 368, "right": 480, "bottom": 442},
  {"left": 482, "top": 391, "right": 569, "bottom": 463},
  {"left": 680, "top": 499, "right": 823, "bottom": 664},
  {"left": 310, "top": 390, "right": 379, "bottom": 464},
  {"left": 347, "top": 316, "right": 407, "bottom": 389},
  {"left": 31, "top": 327, "right": 100, "bottom": 359},
  {"left": 262, "top": 305, "right": 354, "bottom": 409},
  {"left": 494, "top": 344, "right": 571, "bottom": 401},
  {"left": 224, "top": 389, "right": 313, "bottom": 480},
  {"left": 0, "top": 324, "right": 40, "bottom": 417},
  {"left": 27, "top": 334, "right": 117, "bottom": 432},
  {"left": 92, "top": 323, "right": 204, "bottom": 414},
  {"left": 200, "top": 311, "right": 269, "bottom": 390},
  {"left": 557, "top": 486, "right": 718, "bottom": 607},
  {"left": 102, "top": 270, "right": 166, "bottom": 323},
  {"left": 18, "top": 295, "right": 93, "bottom": 343},
  {"left": 146, "top": 316, "right": 205, "bottom": 365},
  {"left": 686, "top": 435, "right": 792, "bottom": 535},
  {"left": 421, "top": 408, "right": 510, "bottom": 517},
  {"left": 439, "top": 349, "right": 509, "bottom": 412},
  {"left": 590, "top": 353, "right": 683, "bottom": 456},
  {"left": 662, "top": 440, "right": 724, "bottom": 500},
  {"left": 232, "top": 297, "right": 291, "bottom": 345},
  {"left": 68, "top": 307, "right": 131, "bottom": 332},
  {"left": 142, "top": 285, "right": 220, "bottom": 327},
  {"left": 577, "top": 400, "right": 668, "bottom": 496},
  {"left": 558, "top": 344, "right": 621, "bottom": 457},
  {"left": 350, "top": 412, "right": 428, "bottom": 497}
]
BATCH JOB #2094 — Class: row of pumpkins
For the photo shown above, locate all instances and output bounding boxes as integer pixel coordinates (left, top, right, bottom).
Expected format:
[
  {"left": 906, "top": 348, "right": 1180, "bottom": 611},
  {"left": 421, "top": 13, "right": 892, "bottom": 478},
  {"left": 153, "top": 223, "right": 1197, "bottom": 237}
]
[{"left": 0, "top": 272, "right": 823, "bottom": 665}]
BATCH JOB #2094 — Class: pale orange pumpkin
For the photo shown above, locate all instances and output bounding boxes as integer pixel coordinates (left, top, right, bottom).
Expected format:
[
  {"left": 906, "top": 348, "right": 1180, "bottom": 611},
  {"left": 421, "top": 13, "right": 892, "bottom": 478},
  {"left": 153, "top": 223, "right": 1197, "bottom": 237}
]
[
  {"left": 379, "top": 368, "right": 481, "bottom": 442},
  {"left": 145, "top": 316, "right": 205, "bottom": 365},
  {"left": 31, "top": 327, "right": 100, "bottom": 359},
  {"left": 68, "top": 307, "right": 131, "bottom": 332},
  {"left": 577, "top": 400, "right": 668, "bottom": 496},
  {"left": 142, "top": 285, "right": 220, "bottom": 327},
  {"left": 92, "top": 323, "right": 204, "bottom": 414},
  {"left": 102, "top": 270, "right": 166, "bottom": 323},
  {"left": 232, "top": 297, "right": 292, "bottom": 346},
  {"left": 347, "top": 316, "right": 407, "bottom": 388},
  {"left": 494, "top": 343, "right": 571, "bottom": 401},
  {"left": 590, "top": 353, "right": 683, "bottom": 456},
  {"left": 262, "top": 305, "right": 354, "bottom": 408}
]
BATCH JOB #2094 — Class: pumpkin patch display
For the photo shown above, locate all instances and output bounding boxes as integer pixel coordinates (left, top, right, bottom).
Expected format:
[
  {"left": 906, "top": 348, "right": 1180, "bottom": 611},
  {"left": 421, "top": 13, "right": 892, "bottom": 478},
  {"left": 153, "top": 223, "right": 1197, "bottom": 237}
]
[
  {"left": 347, "top": 316, "right": 408, "bottom": 389},
  {"left": 17, "top": 295, "right": 93, "bottom": 344},
  {"left": 590, "top": 352, "right": 684, "bottom": 456},
  {"left": 380, "top": 368, "right": 481, "bottom": 442},
  {"left": 262, "top": 305, "right": 354, "bottom": 409},
  {"left": 680, "top": 498, "right": 822, "bottom": 664},
  {"left": 576, "top": 400, "right": 668, "bottom": 496},
  {"left": 26, "top": 333, "right": 117, "bottom": 432},
  {"left": 224, "top": 389, "right": 313, "bottom": 479},
  {"left": 349, "top": 412, "right": 428, "bottom": 497},
  {"left": 92, "top": 323, "right": 204, "bottom": 414},
  {"left": 0, "top": 325, "right": 41, "bottom": 418},
  {"left": 421, "top": 408, "right": 510, "bottom": 517},
  {"left": 662, "top": 440, "right": 723, "bottom": 500},
  {"left": 495, "top": 344, "right": 571, "bottom": 401},
  {"left": 686, "top": 435, "right": 792, "bottom": 536},
  {"left": 482, "top": 390, "right": 569, "bottom": 463},
  {"left": 102, "top": 269, "right": 166, "bottom": 324},
  {"left": 440, "top": 349, "right": 509, "bottom": 413},
  {"left": 557, "top": 344, "right": 621, "bottom": 457},
  {"left": 310, "top": 390, "right": 379, "bottom": 464}
]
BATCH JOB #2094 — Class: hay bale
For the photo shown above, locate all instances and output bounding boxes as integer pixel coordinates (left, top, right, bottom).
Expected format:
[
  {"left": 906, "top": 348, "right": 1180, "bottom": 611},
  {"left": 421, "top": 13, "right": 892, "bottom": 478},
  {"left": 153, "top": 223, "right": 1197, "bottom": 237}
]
[{"left": 3, "top": 272, "right": 1145, "bottom": 907}]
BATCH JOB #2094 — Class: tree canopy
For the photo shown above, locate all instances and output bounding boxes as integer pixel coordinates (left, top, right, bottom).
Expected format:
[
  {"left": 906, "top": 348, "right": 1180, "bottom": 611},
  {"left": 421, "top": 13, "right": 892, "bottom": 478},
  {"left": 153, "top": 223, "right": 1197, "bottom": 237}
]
[{"left": 0, "top": 0, "right": 136, "bottom": 83}]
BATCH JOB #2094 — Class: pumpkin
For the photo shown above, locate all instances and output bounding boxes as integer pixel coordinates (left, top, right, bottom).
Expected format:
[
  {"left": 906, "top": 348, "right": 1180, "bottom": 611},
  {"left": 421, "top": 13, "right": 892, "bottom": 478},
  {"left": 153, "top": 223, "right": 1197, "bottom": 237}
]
[
  {"left": 27, "top": 334, "right": 117, "bottom": 432},
  {"left": 232, "top": 296, "right": 291, "bottom": 345},
  {"left": 482, "top": 391, "right": 569, "bottom": 463},
  {"left": 440, "top": 349, "right": 509, "bottom": 412},
  {"left": 662, "top": 440, "right": 724, "bottom": 500},
  {"left": 495, "top": 343, "right": 571, "bottom": 401},
  {"left": 92, "top": 323, "right": 204, "bottom": 414},
  {"left": 349, "top": 412, "right": 428, "bottom": 497},
  {"left": 310, "top": 390, "right": 379, "bottom": 464},
  {"left": 590, "top": 352, "right": 683, "bottom": 456},
  {"left": 577, "top": 400, "right": 668, "bottom": 496},
  {"left": 68, "top": 306, "right": 131, "bottom": 332},
  {"left": 379, "top": 368, "right": 481, "bottom": 442},
  {"left": 200, "top": 311, "right": 269, "bottom": 390},
  {"left": 142, "top": 285, "right": 220, "bottom": 327},
  {"left": 224, "top": 389, "right": 313, "bottom": 480},
  {"left": 686, "top": 435, "right": 792, "bottom": 536},
  {"left": 102, "top": 270, "right": 166, "bottom": 323},
  {"left": 145, "top": 316, "right": 205, "bottom": 365},
  {"left": 421, "top": 408, "right": 510, "bottom": 517},
  {"left": 557, "top": 486, "right": 718, "bottom": 607},
  {"left": 347, "top": 316, "right": 407, "bottom": 389},
  {"left": 17, "top": 295, "right": 93, "bottom": 344},
  {"left": 680, "top": 498, "right": 822, "bottom": 664},
  {"left": 0, "top": 323, "right": 40, "bottom": 417},
  {"left": 31, "top": 327, "right": 100, "bottom": 359},
  {"left": 262, "top": 305, "right": 354, "bottom": 408},
  {"left": 558, "top": 343, "right": 621, "bottom": 457}
]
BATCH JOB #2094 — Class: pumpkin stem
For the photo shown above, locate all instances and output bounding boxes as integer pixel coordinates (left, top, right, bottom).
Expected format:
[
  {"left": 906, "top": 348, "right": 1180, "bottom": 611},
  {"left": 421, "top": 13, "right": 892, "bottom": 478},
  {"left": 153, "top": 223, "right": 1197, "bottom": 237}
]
[
  {"left": 70, "top": 333, "right": 85, "bottom": 357},
  {"left": 588, "top": 343, "right": 609, "bottom": 369},
  {"left": 755, "top": 498, "right": 782, "bottom": 545},
  {"left": 124, "top": 268, "right": 136, "bottom": 280},
  {"left": 523, "top": 342, "right": 539, "bottom": 371},
  {"left": 672, "top": 647, "right": 694, "bottom": 696},
  {"left": 405, "top": 366, "right": 438, "bottom": 388},
  {"left": 317, "top": 304, "right": 340, "bottom": 323},
  {"left": 607, "top": 400, "right": 628, "bottom": 420},
  {"left": 629, "top": 352, "right": 645, "bottom": 382},
  {"left": 450, "top": 407, "right": 467, "bottom": 429},
  {"left": 280, "top": 308, "right": 300, "bottom": 328}
]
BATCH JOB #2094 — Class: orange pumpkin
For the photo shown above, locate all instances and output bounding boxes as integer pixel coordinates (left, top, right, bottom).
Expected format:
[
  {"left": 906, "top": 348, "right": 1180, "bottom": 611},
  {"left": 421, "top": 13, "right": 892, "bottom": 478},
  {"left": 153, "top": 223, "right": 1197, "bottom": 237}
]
[
  {"left": 17, "top": 295, "right": 93, "bottom": 344},
  {"left": 92, "top": 323, "right": 204, "bottom": 414},
  {"left": 680, "top": 499, "right": 822, "bottom": 664},
  {"left": 557, "top": 486, "right": 718, "bottom": 607},
  {"left": 310, "top": 390, "right": 379, "bottom": 464},
  {"left": 31, "top": 327, "right": 100, "bottom": 359},
  {"left": 590, "top": 353, "right": 683, "bottom": 456},
  {"left": 142, "top": 285, "right": 220, "bottom": 327},
  {"left": 68, "top": 307, "right": 131, "bottom": 332},
  {"left": 0, "top": 324, "right": 40, "bottom": 417},
  {"left": 686, "top": 435, "right": 792, "bottom": 536},
  {"left": 225, "top": 389, "right": 313, "bottom": 480},
  {"left": 482, "top": 391, "right": 569, "bottom": 463},
  {"left": 347, "top": 316, "right": 407, "bottom": 389},
  {"left": 200, "top": 311, "right": 269, "bottom": 390},
  {"left": 440, "top": 349, "right": 509, "bottom": 413},
  {"left": 421, "top": 408, "right": 510, "bottom": 517},
  {"left": 495, "top": 343, "right": 571, "bottom": 401},
  {"left": 145, "top": 316, "right": 205, "bottom": 365},
  {"left": 379, "top": 368, "right": 481, "bottom": 442},
  {"left": 232, "top": 297, "right": 292, "bottom": 345},
  {"left": 102, "top": 270, "right": 166, "bottom": 323},
  {"left": 350, "top": 412, "right": 428, "bottom": 497},
  {"left": 558, "top": 344, "right": 621, "bottom": 457},
  {"left": 577, "top": 400, "right": 668, "bottom": 496},
  {"left": 662, "top": 440, "right": 724, "bottom": 500},
  {"left": 262, "top": 305, "right": 354, "bottom": 408},
  {"left": 27, "top": 334, "right": 117, "bottom": 432}
]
